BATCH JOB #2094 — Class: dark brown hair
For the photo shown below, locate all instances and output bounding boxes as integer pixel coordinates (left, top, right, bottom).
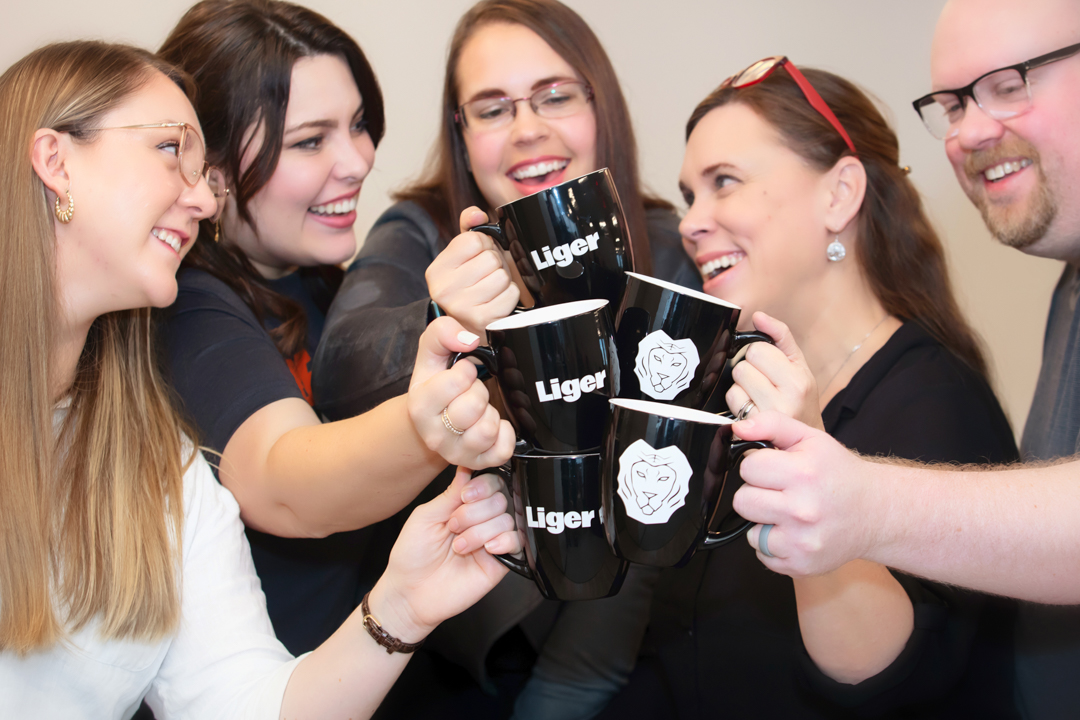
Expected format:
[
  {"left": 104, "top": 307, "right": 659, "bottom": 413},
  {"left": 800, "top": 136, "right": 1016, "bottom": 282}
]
[
  {"left": 159, "top": 0, "right": 385, "bottom": 356},
  {"left": 687, "top": 67, "right": 989, "bottom": 379},
  {"left": 396, "top": 0, "right": 668, "bottom": 274}
]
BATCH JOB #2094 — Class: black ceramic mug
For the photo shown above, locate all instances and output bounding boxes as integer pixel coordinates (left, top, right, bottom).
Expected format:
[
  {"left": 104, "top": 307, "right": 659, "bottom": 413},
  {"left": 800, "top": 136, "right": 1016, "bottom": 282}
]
[
  {"left": 453, "top": 299, "right": 618, "bottom": 453},
  {"left": 484, "top": 452, "right": 629, "bottom": 601},
  {"left": 471, "top": 168, "right": 634, "bottom": 308},
  {"left": 601, "top": 399, "right": 768, "bottom": 568},
  {"left": 614, "top": 272, "right": 772, "bottom": 409}
]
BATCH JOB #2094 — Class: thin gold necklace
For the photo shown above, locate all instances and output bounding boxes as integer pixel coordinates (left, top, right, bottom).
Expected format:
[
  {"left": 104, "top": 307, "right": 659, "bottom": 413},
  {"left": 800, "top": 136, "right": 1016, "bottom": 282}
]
[{"left": 823, "top": 315, "right": 889, "bottom": 394}]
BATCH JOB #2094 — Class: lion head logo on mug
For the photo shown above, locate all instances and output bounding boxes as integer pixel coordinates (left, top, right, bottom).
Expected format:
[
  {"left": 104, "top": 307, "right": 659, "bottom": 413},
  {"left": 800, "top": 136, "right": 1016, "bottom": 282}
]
[
  {"left": 634, "top": 330, "right": 699, "bottom": 401},
  {"left": 616, "top": 440, "right": 693, "bottom": 524}
]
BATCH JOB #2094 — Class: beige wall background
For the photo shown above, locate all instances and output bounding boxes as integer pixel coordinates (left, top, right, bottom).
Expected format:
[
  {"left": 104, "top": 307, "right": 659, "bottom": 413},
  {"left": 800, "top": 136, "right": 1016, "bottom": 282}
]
[{"left": 2, "top": 0, "right": 1063, "bottom": 437}]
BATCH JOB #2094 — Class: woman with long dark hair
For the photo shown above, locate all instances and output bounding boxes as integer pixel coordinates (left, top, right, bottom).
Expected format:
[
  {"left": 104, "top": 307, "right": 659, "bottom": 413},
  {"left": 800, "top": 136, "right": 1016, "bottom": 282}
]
[
  {"left": 614, "top": 60, "right": 1020, "bottom": 718},
  {"left": 310, "top": 2, "right": 696, "bottom": 717},
  {"left": 155, "top": 0, "right": 514, "bottom": 658},
  {"left": 312, "top": 0, "right": 697, "bottom": 417},
  {"left": 0, "top": 38, "right": 518, "bottom": 719}
]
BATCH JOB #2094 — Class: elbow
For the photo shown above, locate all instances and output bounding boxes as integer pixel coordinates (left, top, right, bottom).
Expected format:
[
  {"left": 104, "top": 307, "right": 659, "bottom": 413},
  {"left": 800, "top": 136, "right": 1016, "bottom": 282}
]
[{"left": 238, "top": 503, "right": 338, "bottom": 539}]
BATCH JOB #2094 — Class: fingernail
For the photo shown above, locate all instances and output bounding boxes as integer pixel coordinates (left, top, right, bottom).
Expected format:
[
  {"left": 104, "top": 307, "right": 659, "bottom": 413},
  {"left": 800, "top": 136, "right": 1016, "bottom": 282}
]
[
  {"left": 447, "top": 517, "right": 460, "bottom": 533},
  {"left": 453, "top": 536, "right": 468, "bottom": 553},
  {"left": 738, "top": 417, "right": 754, "bottom": 429},
  {"left": 458, "top": 330, "right": 479, "bottom": 345},
  {"left": 461, "top": 487, "right": 479, "bottom": 503},
  {"left": 484, "top": 541, "right": 498, "bottom": 553}
]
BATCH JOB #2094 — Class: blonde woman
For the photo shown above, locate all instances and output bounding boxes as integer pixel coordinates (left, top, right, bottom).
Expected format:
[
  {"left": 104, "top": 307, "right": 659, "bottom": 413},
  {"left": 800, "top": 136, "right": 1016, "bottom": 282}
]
[{"left": 0, "top": 40, "right": 517, "bottom": 719}]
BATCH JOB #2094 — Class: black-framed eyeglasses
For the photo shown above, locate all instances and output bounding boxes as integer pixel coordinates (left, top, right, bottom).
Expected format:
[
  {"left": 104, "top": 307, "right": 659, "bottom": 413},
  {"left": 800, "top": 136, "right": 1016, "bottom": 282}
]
[
  {"left": 96, "top": 122, "right": 229, "bottom": 221},
  {"left": 721, "top": 56, "right": 857, "bottom": 155},
  {"left": 455, "top": 80, "right": 594, "bottom": 131},
  {"left": 912, "top": 41, "right": 1080, "bottom": 140}
]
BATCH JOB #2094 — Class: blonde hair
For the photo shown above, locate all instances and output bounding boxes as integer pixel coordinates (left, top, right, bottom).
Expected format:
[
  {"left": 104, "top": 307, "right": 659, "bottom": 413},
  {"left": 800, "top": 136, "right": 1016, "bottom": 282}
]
[{"left": 0, "top": 41, "right": 194, "bottom": 653}]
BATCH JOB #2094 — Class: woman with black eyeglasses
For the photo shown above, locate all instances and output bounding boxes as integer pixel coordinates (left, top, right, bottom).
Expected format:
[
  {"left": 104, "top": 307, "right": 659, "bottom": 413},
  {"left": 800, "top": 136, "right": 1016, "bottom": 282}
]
[
  {"left": 309, "top": 2, "right": 697, "bottom": 718},
  {"left": 603, "top": 60, "right": 1021, "bottom": 719}
]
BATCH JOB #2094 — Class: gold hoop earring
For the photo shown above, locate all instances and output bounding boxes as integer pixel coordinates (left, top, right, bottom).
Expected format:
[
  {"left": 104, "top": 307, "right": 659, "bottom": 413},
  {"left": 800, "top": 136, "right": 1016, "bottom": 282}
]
[{"left": 54, "top": 189, "right": 74, "bottom": 224}]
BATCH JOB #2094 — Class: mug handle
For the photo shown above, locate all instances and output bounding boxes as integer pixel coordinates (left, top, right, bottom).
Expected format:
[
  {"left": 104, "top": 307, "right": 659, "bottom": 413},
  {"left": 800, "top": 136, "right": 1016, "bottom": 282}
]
[
  {"left": 470, "top": 223, "right": 510, "bottom": 251},
  {"left": 700, "top": 440, "right": 771, "bottom": 549},
  {"left": 471, "top": 465, "right": 533, "bottom": 580},
  {"left": 448, "top": 345, "right": 499, "bottom": 373},
  {"left": 730, "top": 330, "right": 774, "bottom": 355}
]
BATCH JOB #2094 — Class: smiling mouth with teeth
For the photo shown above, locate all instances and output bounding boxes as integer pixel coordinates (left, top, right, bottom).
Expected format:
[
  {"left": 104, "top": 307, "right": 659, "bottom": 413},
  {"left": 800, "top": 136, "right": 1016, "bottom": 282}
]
[
  {"left": 510, "top": 159, "right": 570, "bottom": 181},
  {"left": 699, "top": 253, "right": 745, "bottom": 281},
  {"left": 309, "top": 194, "right": 359, "bottom": 216},
  {"left": 983, "top": 158, "right": 1033, "bottom": 182},
  {"left": 152, "top": 228, "right": 182, "bottom": 253}
]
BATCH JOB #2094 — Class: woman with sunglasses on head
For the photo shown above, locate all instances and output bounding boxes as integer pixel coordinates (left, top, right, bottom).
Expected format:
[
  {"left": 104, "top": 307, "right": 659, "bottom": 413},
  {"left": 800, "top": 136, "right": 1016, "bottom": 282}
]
[
  {"left": 310, "top": 1, "right": 696, "bottom": 717},
  {"left": 153, "top": 0, "right": 516, "bottom": 662},
  {"left": 610, "top": 60, "right": 1020, "bottom": 718},
  {"left": 0, "top": 39, "right": 520, "bottom": 719}
]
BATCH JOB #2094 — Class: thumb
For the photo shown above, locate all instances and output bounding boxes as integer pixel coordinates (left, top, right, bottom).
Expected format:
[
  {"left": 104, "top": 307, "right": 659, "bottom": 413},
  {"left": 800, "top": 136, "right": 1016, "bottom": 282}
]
[
  {"left": 733, "top": 409, "right": 821, "bottom": 451},
  {"left": 752, "top": 311, "right": 805, "bottom": 363},
  {"left": 411, "top": 316, "right": 481, "bottom": 388},
  {"left": 413, "top": 466, "right": 471, "bottom": 524},
  {"left": 459, "top": 206, "right": 490, "bottom": 233}
]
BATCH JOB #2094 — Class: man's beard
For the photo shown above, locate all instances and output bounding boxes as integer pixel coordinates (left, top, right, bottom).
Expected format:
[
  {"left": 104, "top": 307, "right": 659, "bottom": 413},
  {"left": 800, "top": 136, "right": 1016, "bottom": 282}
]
[{"left": 963, "top": 142, "right": 1058, "bottom": 250}]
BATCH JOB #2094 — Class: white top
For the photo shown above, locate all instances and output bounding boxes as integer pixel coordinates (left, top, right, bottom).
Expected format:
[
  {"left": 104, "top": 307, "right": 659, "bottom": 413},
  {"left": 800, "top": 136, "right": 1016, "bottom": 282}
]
[{"left": 0, "top": 452, "right": 303, "bottom": 719}]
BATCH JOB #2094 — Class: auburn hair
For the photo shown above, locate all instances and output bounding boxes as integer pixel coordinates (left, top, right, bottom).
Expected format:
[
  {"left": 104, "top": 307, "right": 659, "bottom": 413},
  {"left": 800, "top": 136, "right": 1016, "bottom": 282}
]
[
  {"left": 159, "top": 0, "right": 385, "bottom": 356},
  {"left": 687, "top": 66, "right": 989, "bottom": 379},
  {"left": 396, "top": 0, "right": 669, "bottom": 274}
]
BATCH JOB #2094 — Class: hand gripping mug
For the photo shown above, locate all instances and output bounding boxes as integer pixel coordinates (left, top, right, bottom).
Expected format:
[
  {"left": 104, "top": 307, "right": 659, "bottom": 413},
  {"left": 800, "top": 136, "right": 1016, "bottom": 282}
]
[
  {"left": 470, "top": 168, "right": 634, "bottom": 309},
  {"left": 451, "top": 299, "right": 619, "bottom": 453},
  {"left": 480, "top": 452, "right": 629, "bottom": 601}
]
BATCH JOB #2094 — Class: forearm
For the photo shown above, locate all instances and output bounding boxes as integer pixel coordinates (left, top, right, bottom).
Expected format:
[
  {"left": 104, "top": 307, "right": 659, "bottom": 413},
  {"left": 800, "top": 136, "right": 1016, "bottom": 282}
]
[
  {"left": 279, "top": 579, "right": 426, "bottom": 719},
  {"left": 794, "top": 560, "right": 913, "bottom": 684},
  {"left": 866, "top": 459, "right": 1080, "bottom": 603},
  {"left": 227, "top": 396, "right": 446, "bottom": 538}
]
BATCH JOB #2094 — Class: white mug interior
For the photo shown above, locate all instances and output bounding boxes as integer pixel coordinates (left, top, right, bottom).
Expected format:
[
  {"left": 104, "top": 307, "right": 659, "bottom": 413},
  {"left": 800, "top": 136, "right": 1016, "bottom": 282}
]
[
  {"left": 625, "top": 272, "right": 740, "bottom": 310},
  {"left": 487, "top": 298, "right": 609, "bottom": 331},
  {"left": 609, "top": 398, "right": 734, "bottom": 425}
]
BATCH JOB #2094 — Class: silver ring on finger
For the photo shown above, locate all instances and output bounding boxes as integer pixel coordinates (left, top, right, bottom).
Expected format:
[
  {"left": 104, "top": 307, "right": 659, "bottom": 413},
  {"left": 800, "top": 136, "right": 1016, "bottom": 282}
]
[
  {"left": 737, "top": 399, "right": 756, "bottom": 421},
  {"left": 442, "top": 407, "right": 465, "bottom": 435},
  {"left": 759, "top": 524, "right": 775, "bottom": 558}
]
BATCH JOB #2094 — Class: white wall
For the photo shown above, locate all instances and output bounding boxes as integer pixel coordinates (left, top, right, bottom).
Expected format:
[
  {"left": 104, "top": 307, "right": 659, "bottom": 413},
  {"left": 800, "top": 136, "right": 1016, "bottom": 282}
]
[{"left": 2, "top": 0, "right": 1062, "bottom": 436}]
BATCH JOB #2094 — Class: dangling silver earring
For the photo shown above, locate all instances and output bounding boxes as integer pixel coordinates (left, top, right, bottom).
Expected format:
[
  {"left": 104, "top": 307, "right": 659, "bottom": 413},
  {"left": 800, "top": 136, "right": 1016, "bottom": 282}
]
[{"left": 826, "top": 235, "right": 846, "bottom": 262}]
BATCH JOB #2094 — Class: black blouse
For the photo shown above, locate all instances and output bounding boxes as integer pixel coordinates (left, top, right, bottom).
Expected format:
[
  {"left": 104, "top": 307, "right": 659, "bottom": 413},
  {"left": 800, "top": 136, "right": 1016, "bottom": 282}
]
[{"left": 606, "top": 322, "right": 1020, "bottom": 719}]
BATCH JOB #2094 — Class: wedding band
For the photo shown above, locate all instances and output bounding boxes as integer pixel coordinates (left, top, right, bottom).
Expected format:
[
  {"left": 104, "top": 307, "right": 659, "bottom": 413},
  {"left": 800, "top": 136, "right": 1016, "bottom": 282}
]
[
  {"left": 759, "top": 524, "right": 775, "bottom": 558},
  {"left": 441, "top": 407, "right": 465, "bottom": 436},
  {"left": 737, "top": 400, "right": 756, "bottom": 421}
]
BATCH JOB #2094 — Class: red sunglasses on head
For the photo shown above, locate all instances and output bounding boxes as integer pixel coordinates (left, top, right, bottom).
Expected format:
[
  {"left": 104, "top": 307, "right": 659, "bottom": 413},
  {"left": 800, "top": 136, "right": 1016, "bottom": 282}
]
[{"left": 722, "top": 56, "right": 857, "bottom": 156}]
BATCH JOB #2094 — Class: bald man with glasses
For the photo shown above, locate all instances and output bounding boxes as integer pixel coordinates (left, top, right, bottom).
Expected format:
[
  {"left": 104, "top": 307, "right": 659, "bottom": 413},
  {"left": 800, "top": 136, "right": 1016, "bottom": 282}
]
[{"left": 729, "top": 0, "right": 1080, "bottom": 715}]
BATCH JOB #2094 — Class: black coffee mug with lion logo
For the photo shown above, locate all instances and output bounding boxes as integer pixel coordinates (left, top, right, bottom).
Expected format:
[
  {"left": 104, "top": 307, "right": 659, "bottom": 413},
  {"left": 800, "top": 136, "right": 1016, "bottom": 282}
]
[
  {"left": 452, "top": 299, "right": 618, "bottom": 454},
  {"left": 614, "top": 272, "right": 772, "bottom": 409},
  {"left": 481, "top": 452, "right": 629, "bottom": 601},
  {"left": 470, "top": 168, "right": 634, "bottom": 309},
  {"left": 601, "top": 399, "right": 768, "bottom": 567}
]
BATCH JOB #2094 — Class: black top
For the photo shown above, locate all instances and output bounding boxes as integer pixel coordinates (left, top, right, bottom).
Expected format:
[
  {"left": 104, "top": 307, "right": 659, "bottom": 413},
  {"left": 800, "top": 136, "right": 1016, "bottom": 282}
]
[
  {"left": 624, "top": 322, "right": 1020, "bottom": 719},
  {"left": 159, "top": 268, "right": 378, "bottom": 656}
]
